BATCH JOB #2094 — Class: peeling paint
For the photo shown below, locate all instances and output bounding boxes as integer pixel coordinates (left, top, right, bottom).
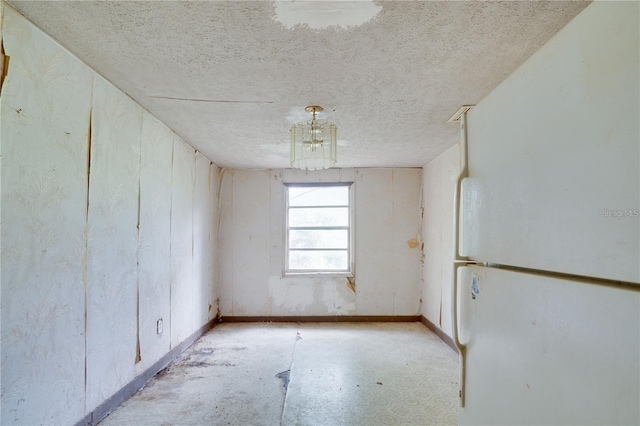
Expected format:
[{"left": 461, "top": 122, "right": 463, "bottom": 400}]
[
  {"left": 276, "top": 370, "right": 291, "bottom": 391},
  {"left": 168, "top": 138, "right": 175, "bottom": 345},
  {"left": 86, "top": 106, "right": 93, "bottom": 217},
  {"left": 135, "top": 115, "right": 143, "bottom": 364},
  {"left": 0, "top": 54, "right": 8, "bottom": 96},
  {"left": 273, "top": 1, "right": 381, "bottom": 30},
  {"left": 83, "top": 99, "right": 94, "bottom": 409},
  {"left": 345, "top": 277, "right": 356, "bottom": 294},
  {"left": 0, "top": 5, "right": 6, "bottom": 96}
]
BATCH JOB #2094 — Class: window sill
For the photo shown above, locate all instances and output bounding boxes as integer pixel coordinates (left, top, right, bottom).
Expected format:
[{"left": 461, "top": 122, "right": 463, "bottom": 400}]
[{"left": 284, "top": 271, "right": 354, "bottom": 279}]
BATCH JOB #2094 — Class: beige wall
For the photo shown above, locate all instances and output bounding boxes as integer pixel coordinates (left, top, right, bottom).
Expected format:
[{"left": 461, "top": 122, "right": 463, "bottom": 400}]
[
  {"left": 218, "top": 168, "right": 423, "bottom": 317},
  {"left": 0, "top": 6, "right": 220, "bottom": 424},
  {"left": 420, "top": 144, "right": 461, "bottom": 337}
]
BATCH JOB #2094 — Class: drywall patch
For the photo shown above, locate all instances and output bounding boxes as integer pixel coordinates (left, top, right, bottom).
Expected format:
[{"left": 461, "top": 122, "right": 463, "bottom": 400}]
[
  {"left": 268, "top": 276, "right": 356, "bottom": 315},
  {"left": 273, "top": 0, "right": 381, "bottom": 30},
  {"left": 268, "top": 276, "right": 315, "bottom": 312},
  {"left": 332, "top": 279, "right": 356, "bottom": 313}
]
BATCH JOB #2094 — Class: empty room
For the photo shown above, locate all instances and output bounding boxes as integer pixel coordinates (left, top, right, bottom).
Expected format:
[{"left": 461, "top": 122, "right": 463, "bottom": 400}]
[{"left": 1, "top": 1, "right": 638, "bottom": 425}]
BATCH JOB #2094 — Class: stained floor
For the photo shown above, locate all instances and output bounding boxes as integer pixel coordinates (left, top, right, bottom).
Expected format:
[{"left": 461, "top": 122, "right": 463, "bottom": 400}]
[{"left": 100, "top": 322, "right": 458, "bottom": 426}]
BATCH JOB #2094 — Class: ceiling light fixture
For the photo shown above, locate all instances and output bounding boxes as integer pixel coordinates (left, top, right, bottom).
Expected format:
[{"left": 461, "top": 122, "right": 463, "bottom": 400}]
[{"left": 290, "top": 105, "right": 337, "bottom": 170}]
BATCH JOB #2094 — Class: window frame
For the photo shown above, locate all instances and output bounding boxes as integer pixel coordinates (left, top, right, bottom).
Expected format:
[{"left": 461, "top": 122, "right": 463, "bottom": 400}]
[{"left": 284, "top": 182, "right": 354, "bottom": 277}]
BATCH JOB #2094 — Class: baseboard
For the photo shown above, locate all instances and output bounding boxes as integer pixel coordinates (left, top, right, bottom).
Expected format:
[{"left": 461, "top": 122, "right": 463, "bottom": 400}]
[
  {"left": 420, "top": 315, "right": 458, "bottom": 354},
  {"left": 74, "top": 318, "right": 217, "bottom": 426},
  {"left": 221, "top": 315, "right": 420, "bottom": 323}
]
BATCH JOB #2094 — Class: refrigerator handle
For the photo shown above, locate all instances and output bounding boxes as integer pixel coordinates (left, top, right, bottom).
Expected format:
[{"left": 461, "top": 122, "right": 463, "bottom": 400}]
[
  {"left": 451, "top": 111, "right": 470, "bottom": 407},
  {"left": 452, "top": 261, "right": 467, "bottom": 407}
]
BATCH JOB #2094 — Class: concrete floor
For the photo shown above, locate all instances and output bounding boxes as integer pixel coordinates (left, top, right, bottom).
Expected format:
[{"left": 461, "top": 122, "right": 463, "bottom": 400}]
[{"left": 100, "top": 322, "right": 458, "bottom": 425}]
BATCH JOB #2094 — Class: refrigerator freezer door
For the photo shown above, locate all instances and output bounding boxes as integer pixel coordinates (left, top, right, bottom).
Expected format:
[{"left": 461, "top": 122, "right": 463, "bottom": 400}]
[
  {"left": 461, "top": 2, "right": 639, "bottom": 283},
  {"left": 458, "top": 265, "right": 639, "bottom": 425}
]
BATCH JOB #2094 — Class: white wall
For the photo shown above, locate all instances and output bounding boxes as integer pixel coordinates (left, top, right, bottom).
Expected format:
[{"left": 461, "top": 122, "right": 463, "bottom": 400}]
[
  {"left": 218, "top": 168, "right": 423, "bottom": 317},
  {"left": 0, "top": 6, "right": 220, "bottom": 424},
  {"left": 420, "top": 144, "right": 460, "bottom": 337}
]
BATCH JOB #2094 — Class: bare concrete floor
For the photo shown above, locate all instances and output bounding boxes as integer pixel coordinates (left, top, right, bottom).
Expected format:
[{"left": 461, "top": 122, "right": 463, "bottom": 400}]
[{"left": 100, "top": 322, "right": 458, "bottom": 426}]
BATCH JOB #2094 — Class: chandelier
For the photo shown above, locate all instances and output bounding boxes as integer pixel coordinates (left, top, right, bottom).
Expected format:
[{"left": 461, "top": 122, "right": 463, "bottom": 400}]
[{"left": 290, "top": 105, "right": 337, "bottom": 170}]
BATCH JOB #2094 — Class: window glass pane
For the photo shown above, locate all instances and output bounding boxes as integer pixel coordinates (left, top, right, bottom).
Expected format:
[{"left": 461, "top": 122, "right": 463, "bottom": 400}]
[
  {"left": 289, "top": 229, "right": 348, "bottom": 249},
  {"left": 289, "top": 207, "right": 348, "bottom": 227},
  {"left": 289, "top": 250, "right": 349, "bottom": 270},
  {"left": 288, "top": 186, "right": 349, "bottom": 206}
]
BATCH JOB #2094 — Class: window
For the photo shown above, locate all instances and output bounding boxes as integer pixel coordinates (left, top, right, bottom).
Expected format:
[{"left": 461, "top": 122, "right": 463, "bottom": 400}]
[{"left": 285, "top": 183, "right": 353, "bottom": 275}]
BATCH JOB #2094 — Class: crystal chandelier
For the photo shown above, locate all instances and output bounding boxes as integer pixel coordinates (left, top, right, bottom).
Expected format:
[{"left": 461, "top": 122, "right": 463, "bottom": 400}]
[{"left": 290, "top": 105, "right": 337, "bottom": 170}]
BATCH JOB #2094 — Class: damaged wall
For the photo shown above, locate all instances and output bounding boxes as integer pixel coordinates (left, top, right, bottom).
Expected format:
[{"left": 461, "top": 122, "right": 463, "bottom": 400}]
[
  {"left": 218, "top": 168, "right": 422, "bottom": 317},
  {"left": 420, "top": 144, "right": 461, "bottom": 338},
  {"left": 0, "top": 5, "right": 220, "bottom": 424}
]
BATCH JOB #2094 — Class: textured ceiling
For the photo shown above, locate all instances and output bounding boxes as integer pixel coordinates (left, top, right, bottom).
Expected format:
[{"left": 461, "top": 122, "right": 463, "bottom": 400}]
[{"left": 7, "top": 1, "right": 589, "bottom": 169}]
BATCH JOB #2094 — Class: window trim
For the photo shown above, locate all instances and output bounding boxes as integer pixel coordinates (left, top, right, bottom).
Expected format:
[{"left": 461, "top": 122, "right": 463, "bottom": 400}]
[{"left": 284, "top": 182, "right": 354, "bottom": 277}]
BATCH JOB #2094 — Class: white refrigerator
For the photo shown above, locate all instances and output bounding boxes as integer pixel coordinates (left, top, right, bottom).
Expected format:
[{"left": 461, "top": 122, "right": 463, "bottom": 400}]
[{"left": 454, "top": 2, "right": 639, "bottom": 424}]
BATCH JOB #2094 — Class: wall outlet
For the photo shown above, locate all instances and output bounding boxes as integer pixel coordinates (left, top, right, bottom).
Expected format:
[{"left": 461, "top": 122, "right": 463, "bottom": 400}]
[{"left": 157, "top": 318, "right": 163, "bottom": 335}]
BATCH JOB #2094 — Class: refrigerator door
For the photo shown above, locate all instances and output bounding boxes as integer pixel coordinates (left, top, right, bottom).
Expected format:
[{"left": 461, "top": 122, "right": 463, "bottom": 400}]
[
  {"left": 458, "top": 265, "right": 639, "bottom": 425},
  {"left": 461, "top": 2, "right": 639, "bottom": 283}
]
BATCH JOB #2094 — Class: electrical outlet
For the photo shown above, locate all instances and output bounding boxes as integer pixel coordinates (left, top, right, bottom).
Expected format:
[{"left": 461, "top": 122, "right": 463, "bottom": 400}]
[{"left": 157, "top": 318, "right": 163, "bottom": 335}]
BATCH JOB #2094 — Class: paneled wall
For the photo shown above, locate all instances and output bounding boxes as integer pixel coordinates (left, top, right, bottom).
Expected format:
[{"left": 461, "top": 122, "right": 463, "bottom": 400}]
[
  {"left": 1, "top": 6, "right": 92, "bottom": 423},
  {"left": 420, "top": 144, "right": 461, "bottom": 338},
  {"left": 218, "top": 168, "right": 423, "bottom": 317},
  {"left": 0, "top": 6, "right": 220, "bottom": 424},
  {"left": 85, "top": 75, "right": 143, "bottom": 410}
]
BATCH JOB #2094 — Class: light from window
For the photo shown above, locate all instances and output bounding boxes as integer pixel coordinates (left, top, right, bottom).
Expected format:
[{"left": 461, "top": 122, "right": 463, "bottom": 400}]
[{"left": 286, "top": 184, "right": 351, "bottom": 273}]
